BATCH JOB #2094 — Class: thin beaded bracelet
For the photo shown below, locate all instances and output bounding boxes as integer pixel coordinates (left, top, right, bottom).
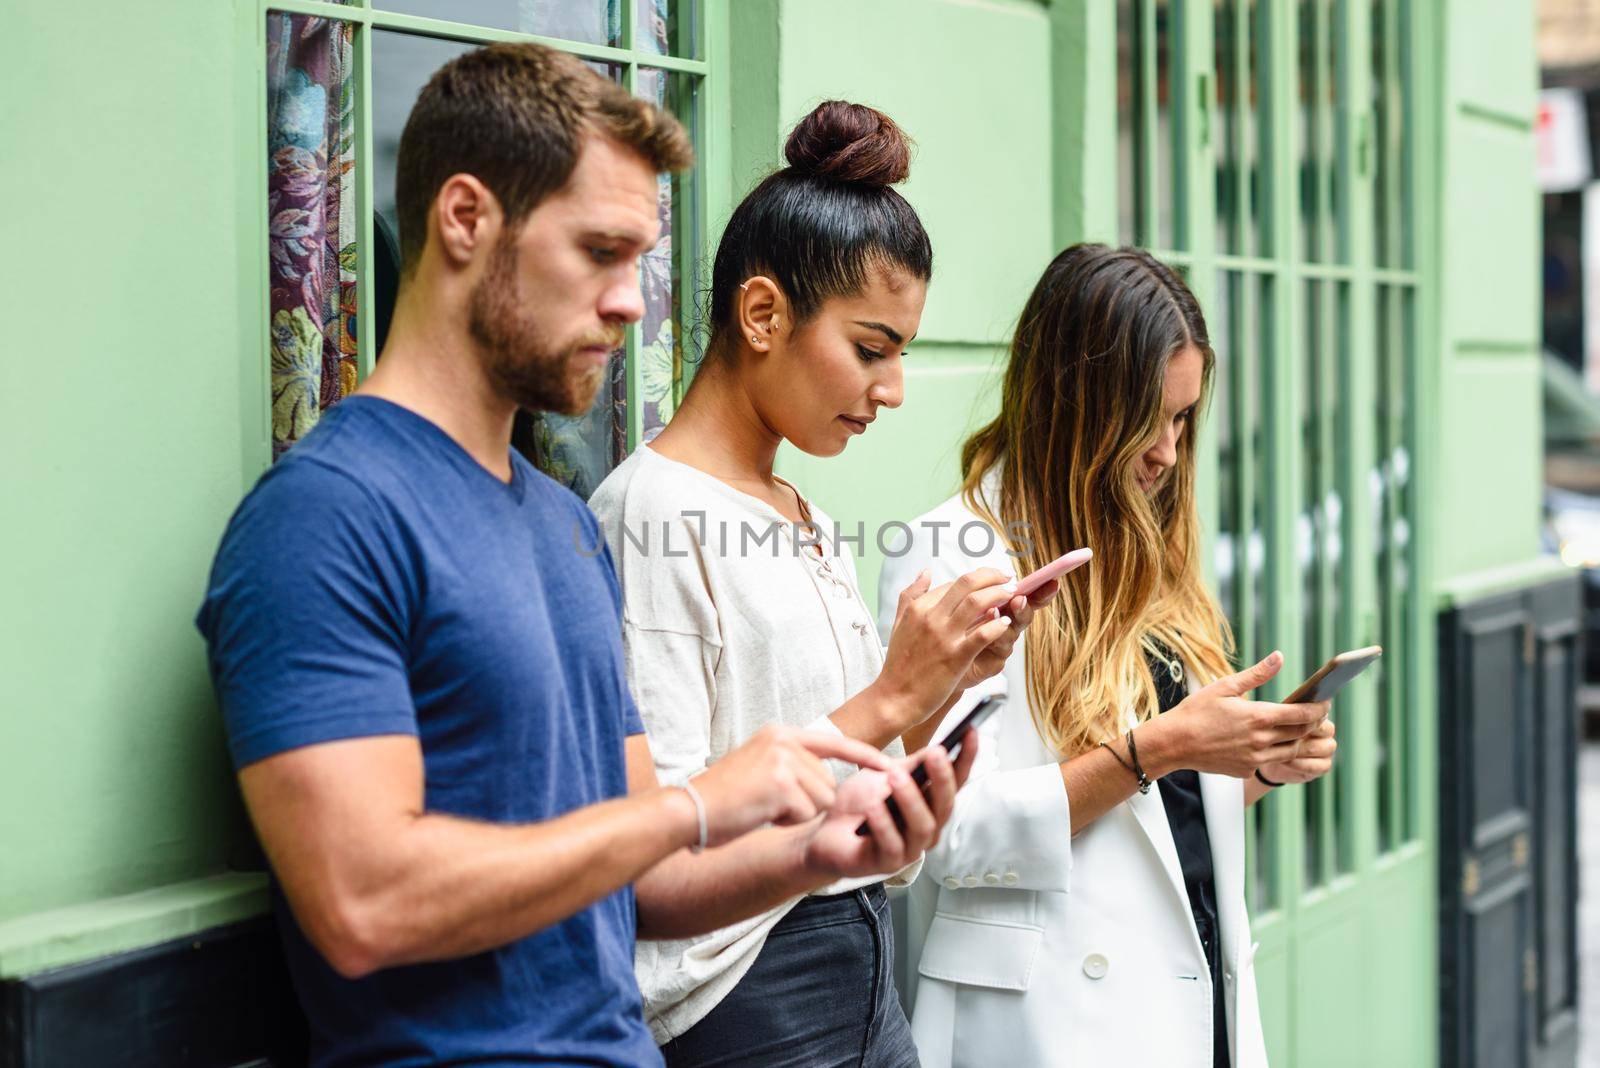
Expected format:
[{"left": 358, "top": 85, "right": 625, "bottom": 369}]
[{"left": 1099, "top": 730, "right": 1152, "bottom": 794}]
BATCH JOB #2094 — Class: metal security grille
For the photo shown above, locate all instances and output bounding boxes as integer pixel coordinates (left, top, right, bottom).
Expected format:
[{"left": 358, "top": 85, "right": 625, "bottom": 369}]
[{"left": 1115, "top": 0, "right": 1428, "bottom": 1059}]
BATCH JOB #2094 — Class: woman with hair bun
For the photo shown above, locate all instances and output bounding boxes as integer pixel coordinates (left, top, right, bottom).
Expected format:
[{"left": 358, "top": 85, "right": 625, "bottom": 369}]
[{"left": 590, "top": 101, "right": 1054, "bottom": 1066}]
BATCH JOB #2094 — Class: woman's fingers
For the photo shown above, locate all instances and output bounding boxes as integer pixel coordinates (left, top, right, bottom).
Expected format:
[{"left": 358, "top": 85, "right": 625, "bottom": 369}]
[
  {"left": 1255, "top": 738, "right": 1304, "bottom": 766},
  {"left": 894, "top": 569, "right": 932, "bottom": 629},
  {"left": 959, "top": 616, "right": 1015, "bottom": 663},
  {"left": 1245, "top": 700, "right": 1327, "bottom": 736},
  {"left": 955, "top": 584, "right": 1021, "bottom": 628},
  {"left": 1026, "top": 578, "right": 1060, "bottom": 606},
  {"left": 935, "top": 569, "right": 1013, "bottom": 622},
  {"left": 1297, "top": 735, "right": 1337, "bottom": 760},
  {"left": 1276, "top": 757, "right": 1334, "bottom": 782}
]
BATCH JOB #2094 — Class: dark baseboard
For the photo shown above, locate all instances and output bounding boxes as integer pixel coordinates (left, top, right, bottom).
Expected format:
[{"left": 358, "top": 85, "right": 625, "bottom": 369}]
[{"left": 1, "top": 916, "right": 307, "bottom": 1068}]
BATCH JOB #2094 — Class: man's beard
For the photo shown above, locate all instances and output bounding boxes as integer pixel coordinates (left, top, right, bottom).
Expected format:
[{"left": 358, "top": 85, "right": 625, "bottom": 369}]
[{"left": 467, "top": 238, "right": 623, "bottom": 417}]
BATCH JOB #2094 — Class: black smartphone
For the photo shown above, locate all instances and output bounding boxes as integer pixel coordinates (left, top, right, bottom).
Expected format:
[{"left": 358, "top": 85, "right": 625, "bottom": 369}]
[{"left": 855, "top": 694, "right": 1006, "bottom": 837}]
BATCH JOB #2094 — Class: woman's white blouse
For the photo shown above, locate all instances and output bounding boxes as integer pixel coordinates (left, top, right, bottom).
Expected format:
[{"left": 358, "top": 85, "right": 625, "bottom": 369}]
[{"left": 590, "top": 444, "right": 919, "bottom": 1044}]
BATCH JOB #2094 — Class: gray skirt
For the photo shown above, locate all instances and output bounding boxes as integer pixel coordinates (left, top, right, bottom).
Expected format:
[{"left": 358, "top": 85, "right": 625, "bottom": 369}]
[{"left": 660, "top": 883, "right": 920, "bottom": 1068}]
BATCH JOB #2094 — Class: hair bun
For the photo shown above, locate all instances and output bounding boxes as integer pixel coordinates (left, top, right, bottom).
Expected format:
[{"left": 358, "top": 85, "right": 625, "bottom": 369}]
[{"left": 783, "top": 101, "right": 912, "bottom": 186}]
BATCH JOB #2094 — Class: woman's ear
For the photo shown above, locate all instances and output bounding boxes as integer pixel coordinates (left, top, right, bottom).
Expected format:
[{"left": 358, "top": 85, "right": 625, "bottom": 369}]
[{"left": 736, "top": 276, "right": 790, "bottom": 353}]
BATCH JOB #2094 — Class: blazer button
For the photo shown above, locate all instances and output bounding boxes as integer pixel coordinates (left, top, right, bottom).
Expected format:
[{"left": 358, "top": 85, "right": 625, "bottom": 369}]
[
  {"left": 1083, "top": 953, "right": 1110, "bottom": 980},
  {"left": 983, "top": 872, "right": 1001, "bottom": 886},
  {"left": 962, "top": 875, "right": 979, "bottom": 888},
  {"left": 942, "top": 876, "right": 961, "bottom": 890},
  {"left": 1002, "top": 871, "right": 1020, "bottom": 886}
]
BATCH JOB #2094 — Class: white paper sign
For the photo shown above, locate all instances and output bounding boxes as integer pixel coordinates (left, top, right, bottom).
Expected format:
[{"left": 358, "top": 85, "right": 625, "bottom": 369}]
[{"left": 1540, "top": 88, "right": 1592, "bottom": 193}]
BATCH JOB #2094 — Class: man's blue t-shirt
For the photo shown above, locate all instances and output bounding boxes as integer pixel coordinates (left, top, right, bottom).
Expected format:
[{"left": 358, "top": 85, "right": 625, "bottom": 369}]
[{"left": 197, "top": 396, "right": 660, "bottom": 1067}]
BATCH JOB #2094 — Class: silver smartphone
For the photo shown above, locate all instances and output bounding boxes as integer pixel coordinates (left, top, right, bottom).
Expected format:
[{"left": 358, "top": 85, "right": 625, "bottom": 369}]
[{"left": 1284, "top": 645, "right": 1384, "bottom": 704}]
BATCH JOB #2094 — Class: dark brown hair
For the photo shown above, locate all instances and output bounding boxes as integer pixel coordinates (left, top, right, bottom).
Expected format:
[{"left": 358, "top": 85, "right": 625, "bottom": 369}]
[
  {"left": 395, "top": 42, "right": 694, "bottom": 271},
  {"left": 707, "top": 101, "right": 932, "bottom": 345}
]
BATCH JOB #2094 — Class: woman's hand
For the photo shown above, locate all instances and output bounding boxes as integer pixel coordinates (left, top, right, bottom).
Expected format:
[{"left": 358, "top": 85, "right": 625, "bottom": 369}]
[
  {"left": 1256, "top": 717, "right": 1337, "bottom": 784},
  {"left": 957, "top": 579, "right": 1060, "bottom": 690},
  {"left": 1137, "top": 651, "right": 1329, "bottom": 779},
  {"left": 872, "top": 568, "right": 1019, "bottom": 730}
]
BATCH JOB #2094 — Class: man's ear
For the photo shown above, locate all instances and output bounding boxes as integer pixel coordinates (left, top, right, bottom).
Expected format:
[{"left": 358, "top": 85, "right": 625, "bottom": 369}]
[
  {"left": 431, "top": 174, "right": 502, "bottom": 269},
  {"left": 736, "top": 276, "right": 791, "bottom": 353}
]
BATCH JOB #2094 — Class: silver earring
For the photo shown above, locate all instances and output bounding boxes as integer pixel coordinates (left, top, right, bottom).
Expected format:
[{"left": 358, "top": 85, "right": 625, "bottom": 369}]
[{"left": 751, "top": 335, "right": 760, "bottom": 344}]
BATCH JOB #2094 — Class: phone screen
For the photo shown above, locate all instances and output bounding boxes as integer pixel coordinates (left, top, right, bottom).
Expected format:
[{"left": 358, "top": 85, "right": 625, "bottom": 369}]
[{"left": 927, "top": 694, "right": 1005, "bottom": 768}]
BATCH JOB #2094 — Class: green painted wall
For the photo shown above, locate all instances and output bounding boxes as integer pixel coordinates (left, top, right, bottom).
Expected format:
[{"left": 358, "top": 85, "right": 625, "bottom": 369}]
[
  {"left": 0, "top": 15, "right": 1554, "bottom": 1054},
  {"left": 1433, "top": 0, "right": 1546, "bottom": 592},
  {"left": 0, "top": 1, "right": 263, "bottom": 977},
  {"left": 762, "top": 0, "right": 1063, "bottom": 610}
]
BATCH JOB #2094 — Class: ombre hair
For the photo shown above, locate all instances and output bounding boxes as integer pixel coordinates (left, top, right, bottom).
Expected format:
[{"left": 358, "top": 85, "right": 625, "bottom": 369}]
[{"left": 959, "top": 244, "right": 1233, "bottom": 758}]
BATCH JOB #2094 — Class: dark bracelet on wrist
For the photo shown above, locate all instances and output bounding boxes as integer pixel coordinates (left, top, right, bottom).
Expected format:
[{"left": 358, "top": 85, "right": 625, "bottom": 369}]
[
  {"left": 1255, "top": 768, "right": 1286, "bottom": 788},
  {"left": 1100, "top": 729, "right": 1152, "bottom": 794}
]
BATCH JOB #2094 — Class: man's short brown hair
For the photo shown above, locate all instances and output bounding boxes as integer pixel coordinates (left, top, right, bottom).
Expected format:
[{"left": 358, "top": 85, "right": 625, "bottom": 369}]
[{"left": 395, "top": 42, "right": 694, "bottom": 271}]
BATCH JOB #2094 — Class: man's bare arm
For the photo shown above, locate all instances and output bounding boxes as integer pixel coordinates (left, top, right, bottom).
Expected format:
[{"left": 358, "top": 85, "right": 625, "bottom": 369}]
[
  {"left": 240, "top": 735, "right": 700, "bottom": 979},
  {"left": 628, "top": 737, "right": 819, "bottom": 939},
  {"left": 241, "top": 725, "right": 891, "bottom": 979}
]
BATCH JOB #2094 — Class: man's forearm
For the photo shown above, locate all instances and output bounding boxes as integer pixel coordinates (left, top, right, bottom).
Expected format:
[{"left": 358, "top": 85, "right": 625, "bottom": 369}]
[
  {"left": 293, "top": 786, "right": 698, "bottom": 977},
  {"left": 633, "top": 821, "right": 827, "bottom": 940}
]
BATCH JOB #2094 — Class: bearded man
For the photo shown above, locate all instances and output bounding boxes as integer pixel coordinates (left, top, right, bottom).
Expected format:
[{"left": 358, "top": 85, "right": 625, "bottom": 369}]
[{"left": 196, "top": 43, "right": 965, "bottom": 1067}]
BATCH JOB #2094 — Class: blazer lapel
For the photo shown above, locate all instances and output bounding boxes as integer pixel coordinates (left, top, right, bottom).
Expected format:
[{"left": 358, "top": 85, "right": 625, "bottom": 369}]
[
  {"left": 1122, "top": 705, "right": 1205, "bottom": 960},
  {"left": 1199, "top": 770, "right": 1248, "bottom": 970},
  {"left": 1125, "top": 782, "right": 1197, "bottom": 928}
]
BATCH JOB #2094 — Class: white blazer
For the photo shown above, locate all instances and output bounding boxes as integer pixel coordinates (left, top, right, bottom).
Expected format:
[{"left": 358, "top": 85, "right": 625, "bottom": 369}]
[{"left": 878, "top": 482, "right": 1269, "bottom": 1068}]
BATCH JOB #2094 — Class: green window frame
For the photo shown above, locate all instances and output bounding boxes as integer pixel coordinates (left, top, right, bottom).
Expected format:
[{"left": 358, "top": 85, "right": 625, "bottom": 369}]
[
  {"left": 1115, "top": 0, "right": 1426, "bottom": 917},
  {"left": 240, "top": 0, "right": 717, "bottom": 486}
]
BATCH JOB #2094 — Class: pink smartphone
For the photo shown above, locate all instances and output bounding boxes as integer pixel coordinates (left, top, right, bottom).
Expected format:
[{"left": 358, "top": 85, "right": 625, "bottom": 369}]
[{"left": 1013, "top": 547, "right": 1093, "bottom": 598}]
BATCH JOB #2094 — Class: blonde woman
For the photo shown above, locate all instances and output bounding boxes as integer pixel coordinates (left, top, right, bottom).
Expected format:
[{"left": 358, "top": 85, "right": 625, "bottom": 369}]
[{"left": 882, "top": 244, "right": 1340, "bottom": 1068}]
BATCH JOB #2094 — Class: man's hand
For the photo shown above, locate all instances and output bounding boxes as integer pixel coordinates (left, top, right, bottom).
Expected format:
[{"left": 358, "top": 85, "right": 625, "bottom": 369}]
[
  {"left": 800, "top": 736, "right": 978, "bottom": 880},
  {"left": 689, "top": 725, "right": 894, "bottom": 847}
]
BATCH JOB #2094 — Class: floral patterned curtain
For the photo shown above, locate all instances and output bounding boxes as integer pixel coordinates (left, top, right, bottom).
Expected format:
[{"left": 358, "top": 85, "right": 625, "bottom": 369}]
[
  {"left": 267, "top": 14, "right": 356, "bottom": 460},
  {"left": 635, "top": 64, "right": 680, "bottom": 445},
  {"left": 525, "top": 0, "right": 680, "bottom": 499},
  {"left": 265, "top": 3, "right": 683, "bottom": 493}
]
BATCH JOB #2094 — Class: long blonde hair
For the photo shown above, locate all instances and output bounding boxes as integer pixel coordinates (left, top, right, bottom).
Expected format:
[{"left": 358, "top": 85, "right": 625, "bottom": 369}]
[{"left": 960, "top": 244, "right": 1233, "bottom": 758}]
